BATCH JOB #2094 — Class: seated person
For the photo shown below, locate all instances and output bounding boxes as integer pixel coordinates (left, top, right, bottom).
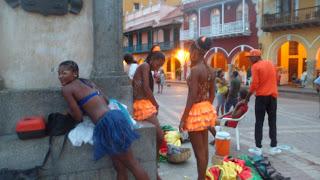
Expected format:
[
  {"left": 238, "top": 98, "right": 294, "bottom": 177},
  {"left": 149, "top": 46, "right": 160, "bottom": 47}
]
[{"left": 209, "top": 88, "right": 249, "bottom": 145}]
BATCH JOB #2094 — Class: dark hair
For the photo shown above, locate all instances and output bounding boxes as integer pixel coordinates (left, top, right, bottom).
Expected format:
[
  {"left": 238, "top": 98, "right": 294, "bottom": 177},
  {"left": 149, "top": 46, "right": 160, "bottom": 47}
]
[
  {"left": 217, "top": 69, "right": 223, "bottom": 77},
  {"left": 150, "top": 51, "right": 165, "bottom": 62},
  {"left": 123, "top": 53, "right": 137, "bottom": 64},
  {"left": 145, "top": 46, "right": 164, "bottom": 92},
  {"left": 232, "top": 71, "right": 239, "bottom": 78},
  {"left": 59, "top": 60, "right": 79, "bottom": 78},
  {"left": 239, "top": 88, "right": 248, "bottom": 99},
  {"left": 189, "top": 36, "right": 211, "bottom": 67}
]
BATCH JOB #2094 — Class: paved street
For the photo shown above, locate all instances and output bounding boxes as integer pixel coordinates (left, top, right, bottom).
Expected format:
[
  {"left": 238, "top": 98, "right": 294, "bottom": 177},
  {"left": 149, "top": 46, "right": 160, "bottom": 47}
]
[{"left": 156, "top": 83, "right": 320, "bottom": 180}]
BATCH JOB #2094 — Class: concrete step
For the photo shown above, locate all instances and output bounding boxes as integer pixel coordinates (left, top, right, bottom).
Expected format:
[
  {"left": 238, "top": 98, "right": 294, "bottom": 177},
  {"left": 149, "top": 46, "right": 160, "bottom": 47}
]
[
  {"left": 0, "top": 89, "right": 67, "bottom": 136},
  {"left": 0, "top": 85, "right": 133, "bottom": 136},
  {"left": 0, "top": 122, "right": 157, "bottom": 179}
]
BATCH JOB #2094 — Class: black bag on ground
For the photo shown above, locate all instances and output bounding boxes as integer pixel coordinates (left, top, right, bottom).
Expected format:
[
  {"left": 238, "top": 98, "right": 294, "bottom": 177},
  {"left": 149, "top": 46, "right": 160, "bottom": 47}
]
[
  {"left": 0, "top": 166, "right": 41, "bottom": 180},
  {"left": 46, "top": 113, "right": 78, "bottom": 136},
  {"left": 0, "top": 113, "right": 77, "bottom": 180}
]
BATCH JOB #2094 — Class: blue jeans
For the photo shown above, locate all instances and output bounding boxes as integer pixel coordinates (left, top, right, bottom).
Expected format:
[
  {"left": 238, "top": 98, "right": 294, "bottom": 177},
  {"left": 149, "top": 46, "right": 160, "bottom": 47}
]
[{"left": 225, "top": 97, "right": 238, "bottom": 113}]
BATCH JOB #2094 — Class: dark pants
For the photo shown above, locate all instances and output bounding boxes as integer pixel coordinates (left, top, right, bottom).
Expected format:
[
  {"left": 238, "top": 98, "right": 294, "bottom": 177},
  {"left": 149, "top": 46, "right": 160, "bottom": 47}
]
[
  {"left": 255, "top": 96, "right": 277, "bottom": 148},
  {"left": 225, "top": 97, "right": 238, "bottom": 113}
]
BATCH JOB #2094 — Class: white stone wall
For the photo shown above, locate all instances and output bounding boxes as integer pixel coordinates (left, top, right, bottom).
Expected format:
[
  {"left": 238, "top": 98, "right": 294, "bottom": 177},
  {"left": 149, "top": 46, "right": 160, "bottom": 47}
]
[{"left": 0, "top": 1, "right": 93, "bottom": 90}]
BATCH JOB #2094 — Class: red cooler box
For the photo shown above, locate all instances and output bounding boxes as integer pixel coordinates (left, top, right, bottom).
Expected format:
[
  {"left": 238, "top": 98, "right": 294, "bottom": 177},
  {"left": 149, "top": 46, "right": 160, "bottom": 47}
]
[{"left": 16, "top": 116, "right": 46, "bottom": 140}]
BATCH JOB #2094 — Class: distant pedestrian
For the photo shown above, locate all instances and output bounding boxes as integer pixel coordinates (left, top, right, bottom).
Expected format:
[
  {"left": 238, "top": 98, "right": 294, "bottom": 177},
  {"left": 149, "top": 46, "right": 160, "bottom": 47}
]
[
  {"left": 247, "top": 66, "right": 252, "bottom": 85},
  {"left": 159, "top": 69, "right": 166, "bottom": 94},
  {"left": 216, "top": 70, "right": 228, "bottom": 116},
  {"left": 314, "top": 72, "right": 320, "bottom": 93},
  {"left": 300, "top": 70, "right": 307, "bottom": 87},
  {"left": 180, "top": 37, "right": 216, "bottom": 180},
  {"left": 225, "top": 71, "right": 241, "bottom": 113},
  {"left": 123, "top": 53, "right": 138, "bottom": 80},
  {"left": 244, "top": 49, "right": 282, "bottom": 156}
]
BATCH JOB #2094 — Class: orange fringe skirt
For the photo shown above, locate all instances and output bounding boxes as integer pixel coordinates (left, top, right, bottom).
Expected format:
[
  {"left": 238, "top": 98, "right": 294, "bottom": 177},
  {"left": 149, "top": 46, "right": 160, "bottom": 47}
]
[
  {"left": 133, "top": 99, "right": 157, "bottom": 121},
  {"left": 183, "top": 101, "right": 217, "bottom": 132}
]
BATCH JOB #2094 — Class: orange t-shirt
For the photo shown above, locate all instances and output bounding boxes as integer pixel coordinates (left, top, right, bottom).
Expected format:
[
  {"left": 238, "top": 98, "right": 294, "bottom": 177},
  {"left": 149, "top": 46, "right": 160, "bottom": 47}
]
[{"left": 249, "top": 60, "right": 278, "bottom": 98}]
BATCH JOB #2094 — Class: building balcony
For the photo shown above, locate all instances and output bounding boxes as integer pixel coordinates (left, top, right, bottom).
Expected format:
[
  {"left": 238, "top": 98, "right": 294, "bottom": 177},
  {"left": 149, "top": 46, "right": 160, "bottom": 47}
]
[
  {"left": 182, "top": 0, "right": 198, "bottom": 4},
  {"left": 180, "top": 29, "right": 198, "bottom": 41},
  {"left": 262, "top": 6, "right": 320, "bottom": 32},
  {"left": 123, "top": 44, "right": 153, "bottom": 54},
  {"left": 200, "top": 20, "right": 250, "bottom": 38},
  {"left": 158, "top": 41, "right": 179, "bottom": 51},
  {"left": 123, "top": 41, "right": 178, "bottom": 54}
]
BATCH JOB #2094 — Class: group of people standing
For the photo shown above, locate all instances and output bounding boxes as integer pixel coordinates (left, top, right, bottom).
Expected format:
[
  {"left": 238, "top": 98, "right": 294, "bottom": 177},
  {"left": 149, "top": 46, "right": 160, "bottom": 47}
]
[{"left": 57, "top": 36, "right": 281, "bottom": 180}]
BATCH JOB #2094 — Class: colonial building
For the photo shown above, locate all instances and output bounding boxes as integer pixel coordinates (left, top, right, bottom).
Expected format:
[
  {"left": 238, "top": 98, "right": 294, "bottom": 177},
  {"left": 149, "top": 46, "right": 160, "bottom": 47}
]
[
  {"left": 123, "top": 1, "right": 184, "bottom": 80},
  {"left": 180, "top": 0, "right": 259, "bottom": 80},
  {"left": 259, "top": 0, "right": 320, "bottom": 86},
  {"left": 124, "top": 0, "right": 181, "bottom": 14}
]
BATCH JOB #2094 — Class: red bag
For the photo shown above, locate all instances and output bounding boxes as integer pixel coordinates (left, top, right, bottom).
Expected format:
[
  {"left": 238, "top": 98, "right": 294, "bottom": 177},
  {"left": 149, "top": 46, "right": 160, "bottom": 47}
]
[{"left": 16, "top": 116, "right": 46, "bottom": 140}]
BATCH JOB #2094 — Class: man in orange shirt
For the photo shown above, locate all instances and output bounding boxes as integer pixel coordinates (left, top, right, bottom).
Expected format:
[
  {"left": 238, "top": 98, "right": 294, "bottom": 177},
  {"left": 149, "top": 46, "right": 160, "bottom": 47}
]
[{"left": 244, "top": 49, "right": 282, "bottom": 156}]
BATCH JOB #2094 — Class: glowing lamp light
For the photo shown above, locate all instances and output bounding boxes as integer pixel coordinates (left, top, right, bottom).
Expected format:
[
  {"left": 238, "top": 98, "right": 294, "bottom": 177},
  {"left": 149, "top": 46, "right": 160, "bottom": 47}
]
[{"left": 175, "top": 49, "right": 190, "bottom": 64}]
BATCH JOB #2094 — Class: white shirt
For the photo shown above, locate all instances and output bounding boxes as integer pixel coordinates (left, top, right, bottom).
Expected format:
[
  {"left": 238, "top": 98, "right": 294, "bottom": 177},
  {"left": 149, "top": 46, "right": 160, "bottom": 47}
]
[{"left": 128, "top": 63, "right": 138, "bottom": 80}]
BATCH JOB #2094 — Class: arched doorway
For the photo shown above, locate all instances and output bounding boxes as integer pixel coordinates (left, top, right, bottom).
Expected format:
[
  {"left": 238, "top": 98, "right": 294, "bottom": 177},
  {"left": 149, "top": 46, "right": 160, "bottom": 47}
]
[
  {"left": 233, "top": 51, "right": 251, "bottom": 71},
  {"left": 277, "top": 41, "right": 307, "bottom": 85},
  {"left": 210, "top": 52, "right": 227, "bottom": 71},
  {"left": 164, "top": 57, "right": 172, "bottom": 80},
  {"left": 174, "top": 58, "right": 182, "bottom": 80},
  {"left": 232, "top": 51, "right": 251, "bottom": 85},
  {"left": 164, "top": 57, "right": 182, "bottom": 80}
]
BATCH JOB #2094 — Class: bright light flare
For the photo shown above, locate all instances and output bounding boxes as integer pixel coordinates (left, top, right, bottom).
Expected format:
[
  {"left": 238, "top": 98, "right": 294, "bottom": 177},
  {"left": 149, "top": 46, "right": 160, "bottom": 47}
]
[{"left": 175, "top": 49, "right": 190, "bottom": 64}]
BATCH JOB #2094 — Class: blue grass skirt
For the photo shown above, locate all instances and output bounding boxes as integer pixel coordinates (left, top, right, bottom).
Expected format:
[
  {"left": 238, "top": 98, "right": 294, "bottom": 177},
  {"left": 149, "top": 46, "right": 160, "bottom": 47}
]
[{"left": 93, "top": 110, "right": 139, "bottom": 160}]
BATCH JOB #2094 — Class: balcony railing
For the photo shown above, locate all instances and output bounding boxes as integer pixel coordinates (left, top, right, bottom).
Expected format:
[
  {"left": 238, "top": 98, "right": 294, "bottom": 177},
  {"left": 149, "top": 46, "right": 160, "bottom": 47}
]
[
  {"left": 180, "top": 29, "right": 198, "bottom": 40},
  {"left": 123, "top": 44, "right": 153, "bottom": 54},
  {"left": 200, "top": 20, "right": 250, "bottom": 38},
  {"left": 123, "top": 41, "right": 178, "bottom": 53},
  {"left": 262, "top": 6, "right": 320, "bottom": 32},
  {"left": 159, "top": 41, "right": 178, "bottom": 51},
  {"left": 182, "top": 0, "right": 198, "bottom": 4}
]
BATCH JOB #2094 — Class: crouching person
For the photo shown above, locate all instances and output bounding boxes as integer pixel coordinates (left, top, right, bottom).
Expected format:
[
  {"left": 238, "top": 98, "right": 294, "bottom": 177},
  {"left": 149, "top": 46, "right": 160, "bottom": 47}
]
[{"left": 58, "top": 60, "right": 149, "bottom": 180}]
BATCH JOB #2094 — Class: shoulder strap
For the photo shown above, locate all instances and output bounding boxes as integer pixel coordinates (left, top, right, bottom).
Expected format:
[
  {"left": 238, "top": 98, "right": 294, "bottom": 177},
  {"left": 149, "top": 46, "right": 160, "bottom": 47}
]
[
  {"left": 40, "top": 134, "right": 68, "bottom": 168},
  {"left": 79, "top": 78, "right": 94, "bottom": 88}
]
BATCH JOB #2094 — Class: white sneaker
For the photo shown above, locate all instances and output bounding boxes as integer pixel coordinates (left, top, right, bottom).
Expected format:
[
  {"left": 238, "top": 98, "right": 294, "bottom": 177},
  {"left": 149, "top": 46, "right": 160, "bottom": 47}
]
[
  {"left": 269, "top": 147, "right": 282, "bottom": 155},
  {"left": 248, "top": 147, "right": 262, "bottom": 156}
]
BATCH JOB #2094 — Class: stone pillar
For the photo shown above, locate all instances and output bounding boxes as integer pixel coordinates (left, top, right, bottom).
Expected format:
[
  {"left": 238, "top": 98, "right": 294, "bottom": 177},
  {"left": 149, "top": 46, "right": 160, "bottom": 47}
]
[
  {"left": 0, "top": 76, "right": 4, "bottom": 90},
  {"left": 306, "top": 59, "right": 316, "bottom": 88},
  {"left": 91, "top": 0, "right": 131, "bottom": 105}
]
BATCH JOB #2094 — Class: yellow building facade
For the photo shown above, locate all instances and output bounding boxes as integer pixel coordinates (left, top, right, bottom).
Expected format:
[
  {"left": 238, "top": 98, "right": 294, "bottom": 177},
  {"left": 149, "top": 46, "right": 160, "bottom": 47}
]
[
  {"left": 123, "top": 0, "right": 180, "bottom": 14},
  {"left": 258, "top": 0, "right": 320, "bottom": 86}
]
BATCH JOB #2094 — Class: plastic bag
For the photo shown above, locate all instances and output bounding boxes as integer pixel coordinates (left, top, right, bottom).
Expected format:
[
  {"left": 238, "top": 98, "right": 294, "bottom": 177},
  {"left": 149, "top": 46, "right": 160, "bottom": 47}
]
[
  {"left": 108, "top": 99, "right": 138, "bottom": 128},
  {"left": 68, "top": 118, "right": 94, "bottom": 146}
]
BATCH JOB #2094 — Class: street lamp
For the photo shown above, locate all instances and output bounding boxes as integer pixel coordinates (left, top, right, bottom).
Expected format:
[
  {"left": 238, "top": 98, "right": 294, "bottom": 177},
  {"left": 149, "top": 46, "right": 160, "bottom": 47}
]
[
  {"left": 175, "top": 49, "right": 190, "bottom": 80},
  {"left": 175, "top": 49, "right": 190, "bottom": 65}
]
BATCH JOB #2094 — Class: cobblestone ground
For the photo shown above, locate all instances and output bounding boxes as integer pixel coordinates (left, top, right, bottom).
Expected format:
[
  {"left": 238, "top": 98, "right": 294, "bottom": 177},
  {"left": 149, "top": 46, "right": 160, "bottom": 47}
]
[{"left": 156, "top": 84, "right": 320, "bottom": 180}]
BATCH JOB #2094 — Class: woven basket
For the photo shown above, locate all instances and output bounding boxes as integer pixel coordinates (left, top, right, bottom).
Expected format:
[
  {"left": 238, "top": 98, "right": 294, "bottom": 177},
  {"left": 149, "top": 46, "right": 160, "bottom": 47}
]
[{"left": 167, "top": 148, "right": 191, "bottom": 164}]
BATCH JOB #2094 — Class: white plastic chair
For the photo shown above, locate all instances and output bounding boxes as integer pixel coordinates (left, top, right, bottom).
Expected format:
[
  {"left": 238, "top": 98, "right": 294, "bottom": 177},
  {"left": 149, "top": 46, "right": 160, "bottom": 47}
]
[{"left": 218, "top": 111, "right": 248, "bottom": 151}]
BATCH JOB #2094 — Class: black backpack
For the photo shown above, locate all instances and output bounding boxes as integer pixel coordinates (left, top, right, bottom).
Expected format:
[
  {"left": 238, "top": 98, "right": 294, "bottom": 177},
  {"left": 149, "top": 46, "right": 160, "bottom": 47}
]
[{"left": 46, "top": 113, "right": 78, "bottom": 136}]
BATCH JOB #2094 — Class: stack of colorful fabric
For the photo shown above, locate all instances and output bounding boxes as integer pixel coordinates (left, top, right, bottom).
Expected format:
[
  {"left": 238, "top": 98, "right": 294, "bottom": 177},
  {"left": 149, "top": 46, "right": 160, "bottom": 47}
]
[{"left": 207, "top": 155, "right": 290, "bottom": 180}]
